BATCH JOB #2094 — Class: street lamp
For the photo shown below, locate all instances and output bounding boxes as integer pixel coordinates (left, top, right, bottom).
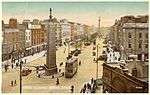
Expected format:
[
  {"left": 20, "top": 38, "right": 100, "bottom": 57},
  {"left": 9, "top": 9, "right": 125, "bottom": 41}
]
[
  {"left": 68, "top": 43, "right": 70, "bottom": 57},
  {"left": 120, "top": 45, "right": 124, "bottom": 60},
  {"left": 20, "top": 60, "right": 23, "bottom": 93},
  {"left": 18, "top": 49, "right": 23, "bottom": 93},
  {"left": 96, "top": 44, "right": 99, "bottom": 80}
]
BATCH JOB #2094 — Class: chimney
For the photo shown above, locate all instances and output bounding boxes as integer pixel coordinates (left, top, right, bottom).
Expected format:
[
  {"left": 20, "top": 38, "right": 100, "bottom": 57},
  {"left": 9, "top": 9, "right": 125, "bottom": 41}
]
[
  {"left": 22, "top": 20, "right": 30, "bottom": 28},
  {"left": 2, "top": 20, "right": 4, "bottom": 31},
  {"left": 9, "top": 18, "right": 17, "bottom": 28}
]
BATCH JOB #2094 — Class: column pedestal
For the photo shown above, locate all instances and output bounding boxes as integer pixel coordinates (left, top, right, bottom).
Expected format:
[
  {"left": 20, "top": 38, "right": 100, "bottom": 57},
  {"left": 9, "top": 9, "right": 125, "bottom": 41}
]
[{"left": 44, "top": 64, "right": 57, "bottom": 76}]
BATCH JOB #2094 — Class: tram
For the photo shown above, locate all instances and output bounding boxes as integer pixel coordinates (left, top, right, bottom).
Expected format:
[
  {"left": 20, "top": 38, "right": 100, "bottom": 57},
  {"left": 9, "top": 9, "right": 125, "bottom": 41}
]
[{"left": 65, "top": 57, "right": 78, "bottom": 78}]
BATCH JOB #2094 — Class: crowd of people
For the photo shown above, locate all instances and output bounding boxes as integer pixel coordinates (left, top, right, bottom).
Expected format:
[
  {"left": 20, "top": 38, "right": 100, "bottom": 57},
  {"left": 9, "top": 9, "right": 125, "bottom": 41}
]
[{"left": 80, "top": 78, "right": 97, "bottom": 93}]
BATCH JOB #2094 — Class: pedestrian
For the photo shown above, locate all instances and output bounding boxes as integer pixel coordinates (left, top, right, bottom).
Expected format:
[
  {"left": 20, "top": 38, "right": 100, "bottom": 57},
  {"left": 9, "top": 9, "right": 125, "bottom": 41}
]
[
  {"left": 13, "top": 59, "right": 16, "bottom": 63},
  {"left": 80, "top": 88, "right": 83, "bottom": 93},
  {"left": 4, "top": 64, "right": 8, "bottom": 72},
  {"left": 56, "top": 78, "right": 59, "bottom": 85},
  {"left": 11, "top": 58, "right": 13, "bottom": 63},
  {"left": 84, "top": 84, "right": 86, "bottom": 90},
  {"left": 83, "top": 88, "right": 86, "bottom": 93},
  {"left": 59, "top": 69, "right": 61, "bottom": 72},
  {"left": 62, "top": 72, "right": 64, "bottom": 76},
  {"left": 25, "top": 59, "right": 27, "bottom": 64},
  {"left": 16, "top": 62, "right": 18, "bottom": 67},
  {"left": 71, "top": 85, "right": 74, "bottom": 93},
  {"left": 79, "top": 60, "right": 81, "bottom": 66},
  {"left": 93, "top": 58, "right": 95, "bottom": 61},
  {"left": 11, "top": 81, "right": 13, "bottom": 86},
  {"left": 59, "top": 62, "right": 62, "bottom": 66},
  {"left": 36, "top": 70, "right": 38, "bottom": 74},
  {"left": 14, "top": 80, "right": 16, "bottom": 85},
  {"left": 52, "top": 75, "right": 54, "bottom": 78},
  {"left": 38, "top": 74, "right": 40, "bottom": 78},
  {"left": 87, "top": 83, "right": 91, "bottom": 89},
  {"left": 89, "top": 84, "right": 91, "bottom": 90},
  {"left": 91, "top": 78, "right": 94, "bottom": 84},
  {"left": 11, "top": 64, "right": 13, "bottom": 69}
]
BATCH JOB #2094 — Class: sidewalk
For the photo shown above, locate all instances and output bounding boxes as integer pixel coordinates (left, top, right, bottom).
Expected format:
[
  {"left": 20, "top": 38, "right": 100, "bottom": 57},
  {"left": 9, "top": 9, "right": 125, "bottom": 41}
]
[{"left": 2, "top": 50, "right": 46, "bottom": 67}]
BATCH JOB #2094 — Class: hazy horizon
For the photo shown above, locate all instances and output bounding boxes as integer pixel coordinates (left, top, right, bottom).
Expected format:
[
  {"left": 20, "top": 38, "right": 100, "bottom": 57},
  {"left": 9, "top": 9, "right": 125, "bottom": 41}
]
[{"left": 2, "top": 2, "right": 148, "bottom": 27}]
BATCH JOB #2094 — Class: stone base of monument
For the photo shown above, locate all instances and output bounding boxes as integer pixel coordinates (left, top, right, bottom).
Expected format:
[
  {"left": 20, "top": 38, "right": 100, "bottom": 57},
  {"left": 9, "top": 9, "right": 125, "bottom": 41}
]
[
  {"left": 36, "top": 71, "right": 63, "bottom": 79},
  {"left": 44, "top": 64, "right": 58, "bottom": 76}
]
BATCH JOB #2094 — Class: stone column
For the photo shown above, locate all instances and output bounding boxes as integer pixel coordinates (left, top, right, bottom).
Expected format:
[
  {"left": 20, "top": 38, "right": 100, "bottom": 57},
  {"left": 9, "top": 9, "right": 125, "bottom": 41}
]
[{"left": 44, "top": 8, "right": 57, "bottom": 76}]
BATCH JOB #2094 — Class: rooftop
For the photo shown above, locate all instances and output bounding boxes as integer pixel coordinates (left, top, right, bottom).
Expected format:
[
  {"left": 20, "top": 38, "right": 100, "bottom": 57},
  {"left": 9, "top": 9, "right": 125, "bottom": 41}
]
[
  {"left": 123, "top": 23, "right": 148, "bottom": 28},
  {"left": 66, "top": 57, "right": 78, "bottom": 64},
  {"left": 5, "top": 28, "right": 19, "bottom": 32}
]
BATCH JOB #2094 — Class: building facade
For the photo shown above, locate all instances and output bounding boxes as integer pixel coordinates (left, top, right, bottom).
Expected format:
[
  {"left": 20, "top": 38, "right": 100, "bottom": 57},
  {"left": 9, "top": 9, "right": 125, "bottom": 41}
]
[
  {"left": 53, "top": 18, "right": 62, "bottom": 46},
  {"left": 4, "top": 28, "right": 21, "bottom": 59},
  {"left": 60, "top": 19, "right": 71, "bottom": 43},
  {"left": 102, "top": 62, "right": 148, "bottom": 93},
  {"left": 111, "top": 15, "right": 149, "bottom": 61},
  {"left": 121, "top": 23, "right": 148, "bottom": 61},
  {"left": 9, "top": 18, "right": 17, "bottom": 29},
  {"left": 29, "top": 21, "right": 45, "bottom": 54},
  {"left": 83, "top": 24, "right": 90, "bottom": 40},
  {"left": 77, "top": 23, "right": 84, "bottom": 40},
  {"left": 25, "top": 29, "right": 31, "bottom": 48}
]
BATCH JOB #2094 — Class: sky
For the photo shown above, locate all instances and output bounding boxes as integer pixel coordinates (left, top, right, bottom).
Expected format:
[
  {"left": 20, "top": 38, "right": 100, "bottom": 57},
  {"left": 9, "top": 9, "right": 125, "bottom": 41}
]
[{"left": 2, "top": 2, "right": 148, "bottom": 27}]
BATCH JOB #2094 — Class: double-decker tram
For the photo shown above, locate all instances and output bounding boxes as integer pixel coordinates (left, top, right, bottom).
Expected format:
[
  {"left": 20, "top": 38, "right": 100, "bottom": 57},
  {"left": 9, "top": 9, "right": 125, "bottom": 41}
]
[{"left": 65, "top": 57, "right": 78, "bottom": 78}]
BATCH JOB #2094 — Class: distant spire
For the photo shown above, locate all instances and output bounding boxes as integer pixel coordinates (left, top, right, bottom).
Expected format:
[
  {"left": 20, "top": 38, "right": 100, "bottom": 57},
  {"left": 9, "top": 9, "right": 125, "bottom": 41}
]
[
  {"left": 49, "top": 8, "right": 52, "bottom": 21},
  {"left": 98, "top": 16, "right": 100, "bottom": 32},
  {"left": 98, "top": 16, "right": 100, "bottom": 22}
]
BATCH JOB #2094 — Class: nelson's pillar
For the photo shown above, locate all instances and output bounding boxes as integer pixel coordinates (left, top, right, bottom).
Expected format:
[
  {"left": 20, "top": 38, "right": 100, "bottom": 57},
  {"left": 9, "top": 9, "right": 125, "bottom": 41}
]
[{"left": 44, "top": 8, "right": 57, "bottom": 75}]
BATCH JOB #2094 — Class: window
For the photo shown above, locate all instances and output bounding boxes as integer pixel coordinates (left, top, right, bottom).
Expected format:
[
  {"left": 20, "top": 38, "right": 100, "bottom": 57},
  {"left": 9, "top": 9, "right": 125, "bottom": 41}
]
[
  {"left": 139, "top": 33, "right": 142, "bottom": 38},
  {"left": 128, "top": 33, "right": 131, "bottom": 38},
  {"left": 139, "top": 43, "right": 142, "bottom": 49},
  {"left": 145, "top": 43, "right": 148, "bottom": 48},
  {"left": 68, "top": 70, "right": 73, "bottom": 73},
  {"left": 128, "top": 44, "right": 131, "bottom": 48}
]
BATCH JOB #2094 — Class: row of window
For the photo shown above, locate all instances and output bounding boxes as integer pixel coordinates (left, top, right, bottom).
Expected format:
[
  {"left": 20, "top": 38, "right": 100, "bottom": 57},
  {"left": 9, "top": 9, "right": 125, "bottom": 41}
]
[
  {"left": 68, "top": 69, "right": 73, "bottom": 73},
  {"left": 128, "top": 33, "right": 148, "bottom": 38},
  {"left": 26, "top": 32, "right": 31, "bottom": 35},
  {"left": 25, "top": 36, "right": 31, "bottom": 40},
  {"left": 128, "top": 43, "right": 148, "bottom": 49}
]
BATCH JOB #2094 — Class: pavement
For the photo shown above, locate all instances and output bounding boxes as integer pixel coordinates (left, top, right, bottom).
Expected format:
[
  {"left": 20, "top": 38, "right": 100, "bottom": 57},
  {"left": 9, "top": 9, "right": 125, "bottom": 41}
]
[
  {"left": 2, "top": 38, "right": 104, "bottom": 93},
  {"left": 2, "top": 51, "right": 46, "bottom": 69}
]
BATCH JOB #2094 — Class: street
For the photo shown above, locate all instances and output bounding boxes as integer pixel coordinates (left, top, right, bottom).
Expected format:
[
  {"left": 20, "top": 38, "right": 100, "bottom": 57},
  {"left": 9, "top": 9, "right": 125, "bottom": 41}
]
[{"left": 2, "top": 38, "right": 104, "bottom": 93}]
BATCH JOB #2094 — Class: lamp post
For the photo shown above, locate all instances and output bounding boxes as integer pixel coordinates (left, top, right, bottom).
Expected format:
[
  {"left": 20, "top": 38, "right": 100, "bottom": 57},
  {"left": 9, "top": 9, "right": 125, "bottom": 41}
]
[
  {"left": 20, "top": 59, "right": 23, "bottom": 93},
  {"left": 17, "top": 49, "right": 23, "bottom": 93},
  {"left": 96, "top": 44, "right": 99, "bottom": 80},
  {"left": 68, "top": 43, "right": 70, "bottom": 57},
  {"left": 121, "top": 45, "right": 124, "bottom": 60},
  {"left": 6, "top": 41, "right": 10, "bottom": 70}
]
